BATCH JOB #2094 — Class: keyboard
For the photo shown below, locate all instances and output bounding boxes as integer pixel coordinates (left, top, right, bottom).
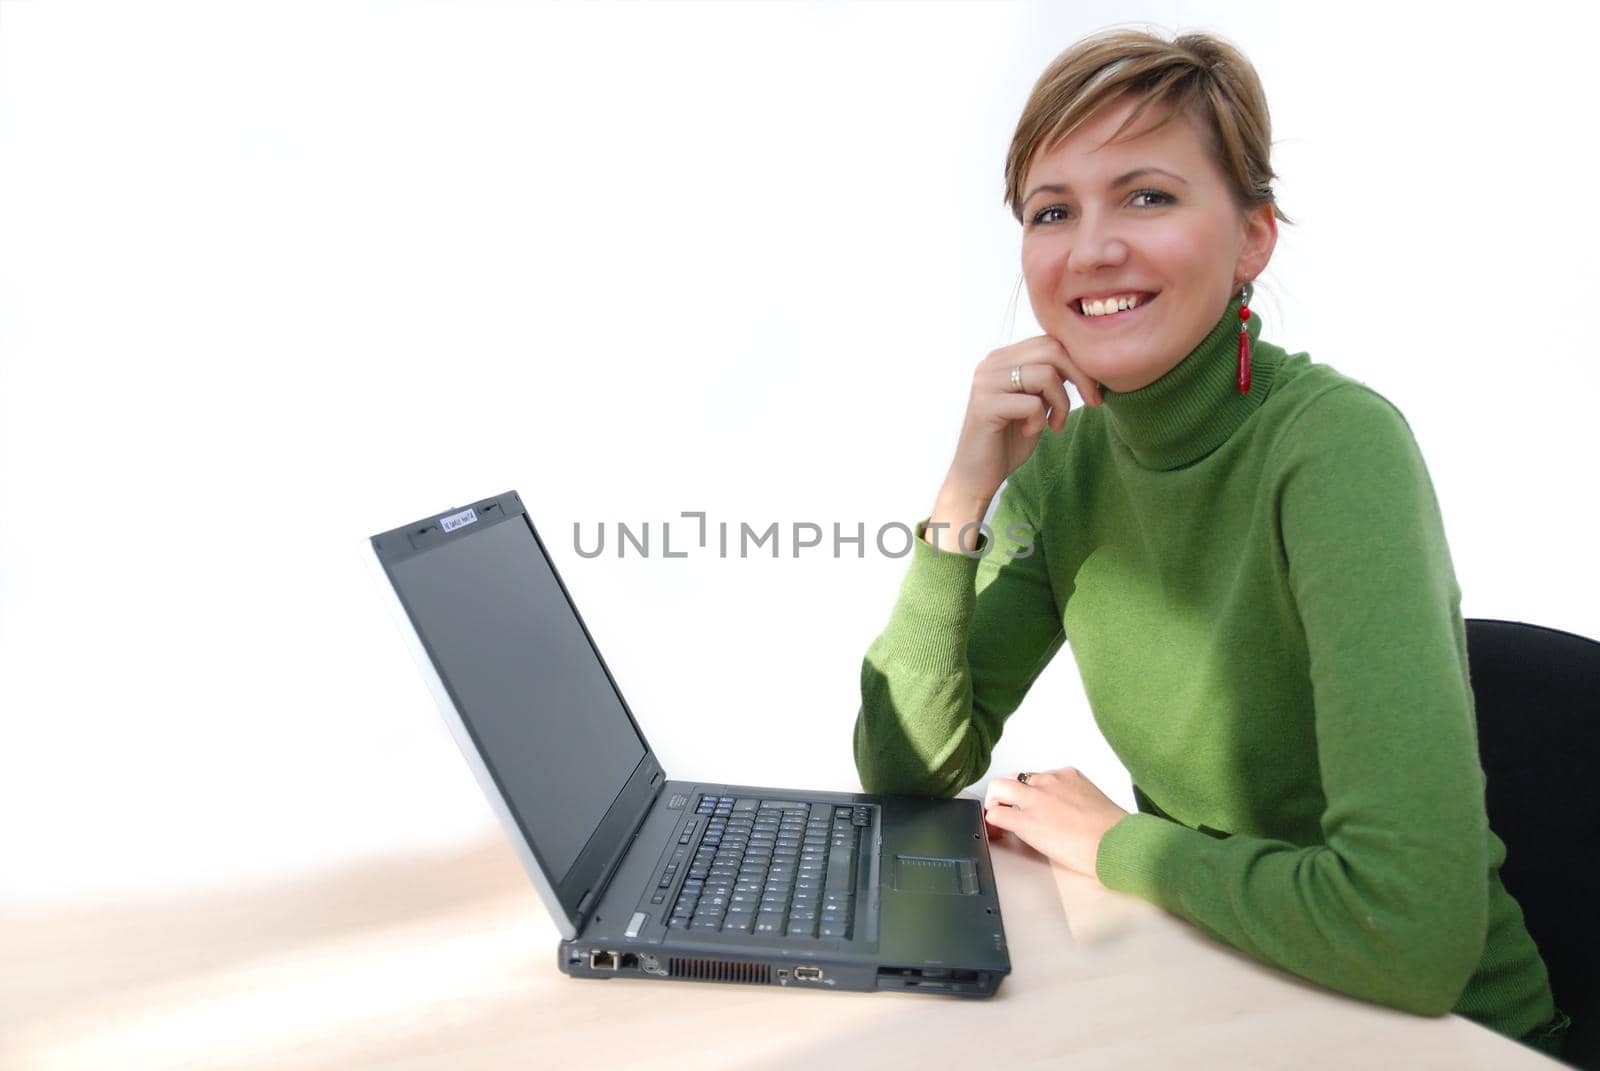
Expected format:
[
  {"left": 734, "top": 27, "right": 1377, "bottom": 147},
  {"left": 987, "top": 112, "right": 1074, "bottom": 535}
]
[{"left": 655, "top": 794, "right": 871, "bottom": 939}]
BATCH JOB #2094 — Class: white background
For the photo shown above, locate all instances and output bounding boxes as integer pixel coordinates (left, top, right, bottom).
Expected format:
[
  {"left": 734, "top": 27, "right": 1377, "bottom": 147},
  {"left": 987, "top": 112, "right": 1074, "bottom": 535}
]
[{"left": 3, "top": 0, "right": 1596, "bottom": 909}]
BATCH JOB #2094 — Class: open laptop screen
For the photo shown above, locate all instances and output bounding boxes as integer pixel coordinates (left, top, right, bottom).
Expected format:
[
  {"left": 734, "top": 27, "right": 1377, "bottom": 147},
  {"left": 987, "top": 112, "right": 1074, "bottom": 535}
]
[{"left": 387, "top": 512, "right": 647, "bottom": 882}]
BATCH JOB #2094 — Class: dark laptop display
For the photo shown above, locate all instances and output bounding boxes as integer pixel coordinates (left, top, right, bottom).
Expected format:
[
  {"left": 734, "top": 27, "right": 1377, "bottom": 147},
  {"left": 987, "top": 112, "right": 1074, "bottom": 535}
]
[{"left": 387, "top": 510, "right": 645, "bottom": 881}]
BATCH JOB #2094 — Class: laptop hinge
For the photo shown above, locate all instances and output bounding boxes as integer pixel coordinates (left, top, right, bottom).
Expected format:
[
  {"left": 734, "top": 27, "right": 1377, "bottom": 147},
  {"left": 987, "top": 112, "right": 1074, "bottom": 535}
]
[{"left": 583, "top": 767, "right": 668, "bottom": 919}]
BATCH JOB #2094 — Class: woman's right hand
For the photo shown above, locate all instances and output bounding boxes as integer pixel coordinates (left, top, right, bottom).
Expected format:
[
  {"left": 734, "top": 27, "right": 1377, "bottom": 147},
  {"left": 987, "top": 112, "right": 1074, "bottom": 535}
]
[{"left": 943, "top": 335, "right": 1102, "bottom": 507}]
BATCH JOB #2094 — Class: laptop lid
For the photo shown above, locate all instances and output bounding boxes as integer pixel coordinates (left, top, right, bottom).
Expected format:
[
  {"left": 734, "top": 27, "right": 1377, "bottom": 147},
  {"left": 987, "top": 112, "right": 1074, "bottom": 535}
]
[{"left": 370, "top": 490, "right": 667, "bottom": 940}]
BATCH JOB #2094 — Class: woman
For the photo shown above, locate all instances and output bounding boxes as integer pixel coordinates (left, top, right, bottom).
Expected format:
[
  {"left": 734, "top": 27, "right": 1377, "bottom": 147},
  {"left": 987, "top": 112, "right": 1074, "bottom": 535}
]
[{"left": 851, "top": 27, "right": 1569, "bottom": 1058}]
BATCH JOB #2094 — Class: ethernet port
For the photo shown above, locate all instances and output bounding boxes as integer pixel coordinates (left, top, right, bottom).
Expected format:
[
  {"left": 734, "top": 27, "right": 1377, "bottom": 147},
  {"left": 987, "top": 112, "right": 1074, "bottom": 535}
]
[{"left": 589, "top": 950, "right": 618, "bottom": 970}]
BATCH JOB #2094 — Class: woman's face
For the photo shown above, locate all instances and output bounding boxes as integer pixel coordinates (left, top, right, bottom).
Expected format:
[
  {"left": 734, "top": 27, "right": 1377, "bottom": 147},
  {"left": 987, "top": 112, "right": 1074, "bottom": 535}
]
[{"left": 1020, "top": 94, "right": 1276, "bottom": 394}]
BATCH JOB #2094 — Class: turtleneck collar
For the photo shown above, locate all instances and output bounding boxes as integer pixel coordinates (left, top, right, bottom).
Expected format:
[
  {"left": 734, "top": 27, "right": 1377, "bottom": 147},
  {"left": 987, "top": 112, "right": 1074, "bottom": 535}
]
[{"left": 1098, "top": 286, "right": 1275, "bottom": 470}]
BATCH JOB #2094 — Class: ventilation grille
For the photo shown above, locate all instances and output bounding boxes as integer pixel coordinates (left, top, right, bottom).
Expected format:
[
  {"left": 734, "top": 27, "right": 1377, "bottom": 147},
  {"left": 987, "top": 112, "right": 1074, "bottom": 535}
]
[{"left": 667, "top": 956, "right": 771, "bottom": 984}]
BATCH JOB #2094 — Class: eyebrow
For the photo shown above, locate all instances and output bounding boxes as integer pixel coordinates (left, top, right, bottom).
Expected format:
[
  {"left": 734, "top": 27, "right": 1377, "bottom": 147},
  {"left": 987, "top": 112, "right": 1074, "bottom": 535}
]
[{"left": 1023, "top": 167, "right": 1190, "bottom": 206}]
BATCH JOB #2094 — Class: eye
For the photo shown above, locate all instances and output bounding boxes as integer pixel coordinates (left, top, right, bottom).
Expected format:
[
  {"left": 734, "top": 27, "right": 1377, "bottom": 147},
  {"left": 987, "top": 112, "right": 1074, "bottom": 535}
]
[
  {"left": 1031, "top": 206, "right": 1069, "bottom": 226},
  {"left": 1130, "top": 187, "right": 1174, "bottom": 207}
]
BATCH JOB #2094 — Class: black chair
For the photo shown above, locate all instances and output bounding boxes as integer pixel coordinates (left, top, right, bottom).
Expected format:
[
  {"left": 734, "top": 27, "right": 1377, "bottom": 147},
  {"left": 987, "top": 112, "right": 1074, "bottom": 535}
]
[{"left": 1468, "top": 618, "right": 1600, "bottom": 1068}]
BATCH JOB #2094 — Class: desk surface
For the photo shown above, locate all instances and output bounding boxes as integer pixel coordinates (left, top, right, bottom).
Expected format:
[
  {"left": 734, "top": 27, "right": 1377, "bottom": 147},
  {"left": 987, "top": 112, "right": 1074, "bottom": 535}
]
[{"left": 4, "top": 824, "right": 1561, "bottom": 1070}]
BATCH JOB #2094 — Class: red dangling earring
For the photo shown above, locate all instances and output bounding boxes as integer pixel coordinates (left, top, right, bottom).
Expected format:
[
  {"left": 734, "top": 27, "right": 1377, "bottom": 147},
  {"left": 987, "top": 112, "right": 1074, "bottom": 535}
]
[{"left": 1236, "top": 284, "right": 1252, "bottom": 394}]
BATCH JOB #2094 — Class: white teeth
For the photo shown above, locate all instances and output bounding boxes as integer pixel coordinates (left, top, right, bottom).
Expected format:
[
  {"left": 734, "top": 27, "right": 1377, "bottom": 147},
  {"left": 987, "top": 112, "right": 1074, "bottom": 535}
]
[{"left": 1080, "top": 293, "right": 1144, "bottom": 317}]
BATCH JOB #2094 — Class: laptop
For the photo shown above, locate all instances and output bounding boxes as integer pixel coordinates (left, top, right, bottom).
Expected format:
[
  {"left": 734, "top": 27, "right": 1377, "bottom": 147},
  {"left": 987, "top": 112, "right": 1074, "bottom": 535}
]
[{"left": 368, "top": 490, "right": 1011, "bottom": 996}]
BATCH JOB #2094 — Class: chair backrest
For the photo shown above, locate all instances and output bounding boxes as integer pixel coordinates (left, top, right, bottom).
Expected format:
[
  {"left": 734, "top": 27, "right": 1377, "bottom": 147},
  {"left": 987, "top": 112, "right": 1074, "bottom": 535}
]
[{"left": 1467, "top": 617, "right": 1600, "bottom": 1064}]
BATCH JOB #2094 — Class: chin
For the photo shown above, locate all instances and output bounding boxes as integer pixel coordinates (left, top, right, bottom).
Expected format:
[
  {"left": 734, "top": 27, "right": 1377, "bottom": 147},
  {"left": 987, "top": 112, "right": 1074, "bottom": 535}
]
[
  {"left": 1072, "top": 338, "right": 1182, "bottom": 391},
  {"left": 1074, "top": 354, "right": 1155, "bottom": 394}
]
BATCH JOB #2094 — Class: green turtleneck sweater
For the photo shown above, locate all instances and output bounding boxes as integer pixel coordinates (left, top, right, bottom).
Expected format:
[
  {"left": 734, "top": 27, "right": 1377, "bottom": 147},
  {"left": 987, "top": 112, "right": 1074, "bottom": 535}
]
[{"left": 853, "top": 293, "right": 1559, "bottom": 1045}]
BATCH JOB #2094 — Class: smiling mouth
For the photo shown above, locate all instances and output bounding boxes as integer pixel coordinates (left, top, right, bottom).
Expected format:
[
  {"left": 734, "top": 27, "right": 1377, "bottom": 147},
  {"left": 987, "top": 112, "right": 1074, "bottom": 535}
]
[{"left": 1073, "top": 292, "right": 1158, "bottom": 320}]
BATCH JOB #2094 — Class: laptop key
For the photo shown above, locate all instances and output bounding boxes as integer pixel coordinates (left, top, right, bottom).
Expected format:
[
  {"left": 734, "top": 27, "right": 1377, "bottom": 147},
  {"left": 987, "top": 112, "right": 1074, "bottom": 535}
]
[{"left": 824, "top": 846, "right": 855, "bottom": 893}]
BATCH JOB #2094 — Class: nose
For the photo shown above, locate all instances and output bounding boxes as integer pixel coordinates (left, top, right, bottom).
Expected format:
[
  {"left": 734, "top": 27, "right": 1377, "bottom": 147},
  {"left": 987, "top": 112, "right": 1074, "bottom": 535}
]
[{"left": 1065, "top": 209, "right": 1128, "bottom": 275}]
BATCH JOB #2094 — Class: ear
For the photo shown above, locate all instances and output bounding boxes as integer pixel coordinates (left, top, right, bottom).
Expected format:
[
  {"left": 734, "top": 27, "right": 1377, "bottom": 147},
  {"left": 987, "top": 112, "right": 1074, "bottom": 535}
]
[{"left": 1236, "top": 201, "right": 1277, "bottom": 285}]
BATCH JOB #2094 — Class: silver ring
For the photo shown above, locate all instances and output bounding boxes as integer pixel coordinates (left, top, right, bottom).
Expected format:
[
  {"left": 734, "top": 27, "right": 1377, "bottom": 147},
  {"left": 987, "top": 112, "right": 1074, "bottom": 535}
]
[
  {"left": 1017, "top": 771, "right": 1032, "bottom": 785},
  {"left": 1010, "top": 365, "right": 1023, "bottom": 392}
]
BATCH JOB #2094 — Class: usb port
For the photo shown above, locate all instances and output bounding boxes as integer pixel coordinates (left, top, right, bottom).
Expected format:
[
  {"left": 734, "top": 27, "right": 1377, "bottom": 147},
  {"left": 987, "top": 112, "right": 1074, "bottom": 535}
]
[{"left": 793, "top": 966, "right": 823, "bottom": 981}]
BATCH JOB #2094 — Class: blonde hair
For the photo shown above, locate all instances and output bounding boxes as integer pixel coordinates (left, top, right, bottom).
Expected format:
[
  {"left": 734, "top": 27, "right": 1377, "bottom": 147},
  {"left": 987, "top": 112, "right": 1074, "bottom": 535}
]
[{"left": 1003, "top": 28, "right": 1293, "bottom": 229}]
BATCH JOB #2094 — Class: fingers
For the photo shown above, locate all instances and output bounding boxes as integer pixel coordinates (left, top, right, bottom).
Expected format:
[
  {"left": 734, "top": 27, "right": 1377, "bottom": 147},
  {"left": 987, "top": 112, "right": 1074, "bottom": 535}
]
[
  {"left": 987, "top": 338, "right": 1103, "bottom": 409},
  {"left": 1001, "top": 365, "right": 1074, "bottom": 434},
  {"left": 1081, "top": 375, "right": 1104, "bottom": 409},
  {"left": 983, "top": 775, "right": 1028, "bottom": 810},
  {"left": 983, "top": 778, "right": 1029, "bottom": 842},
  {"left": 1030, "top": 337, "right": 1104, "bottom": 409},
  {"left": 950, "top": 336, "right": 1097, "bottom": 510},
  {"left": 988, "top": 392, "right": 1050, "bottom": 438},
  {"left": 1042, "top": 352, "right": 1102, "bottom": 410},
  {"left": 984, "top": 803, "right": 1016, "bottom": 838}
]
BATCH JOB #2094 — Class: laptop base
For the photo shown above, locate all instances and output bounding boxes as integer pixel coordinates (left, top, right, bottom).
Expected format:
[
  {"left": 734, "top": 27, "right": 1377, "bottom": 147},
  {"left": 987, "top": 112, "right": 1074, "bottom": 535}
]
[{"left": 557, "top": 780, "right": 1009, "bottom": 997}]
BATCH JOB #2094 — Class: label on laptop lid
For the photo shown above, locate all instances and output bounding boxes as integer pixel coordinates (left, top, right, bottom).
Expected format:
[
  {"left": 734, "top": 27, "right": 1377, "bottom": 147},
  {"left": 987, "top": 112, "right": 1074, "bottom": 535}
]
[{"left": 439, "top": 507, "right": 478, "bottom": 533}]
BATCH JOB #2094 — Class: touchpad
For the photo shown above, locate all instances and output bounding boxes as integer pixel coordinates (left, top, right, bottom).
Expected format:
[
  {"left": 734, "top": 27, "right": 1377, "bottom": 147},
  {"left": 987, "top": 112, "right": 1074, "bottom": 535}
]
[{"left": 892, "top": 855, "right": 981, "bottom": 895}]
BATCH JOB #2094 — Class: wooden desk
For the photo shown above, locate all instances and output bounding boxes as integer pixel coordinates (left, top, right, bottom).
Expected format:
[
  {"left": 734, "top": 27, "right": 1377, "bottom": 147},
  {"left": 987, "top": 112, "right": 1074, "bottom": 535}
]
[{"left": 4, "top": 825, "right": 1562, "bottom": 1070}]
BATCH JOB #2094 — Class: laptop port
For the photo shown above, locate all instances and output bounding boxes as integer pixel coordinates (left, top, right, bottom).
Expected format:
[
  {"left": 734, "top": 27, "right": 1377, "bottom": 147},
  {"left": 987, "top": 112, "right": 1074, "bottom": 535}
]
[
  {"left": 793, "top": 966, "right": 823, "bottom": 981},
  {"left": 876, "top": 966, "right": 983, "bottom": 991},
  {"left": 620, "top": 953, "right": 639, "bottom": 969},
  {"left": 589, "top": 950, "right": 618, "bottom": 970}
]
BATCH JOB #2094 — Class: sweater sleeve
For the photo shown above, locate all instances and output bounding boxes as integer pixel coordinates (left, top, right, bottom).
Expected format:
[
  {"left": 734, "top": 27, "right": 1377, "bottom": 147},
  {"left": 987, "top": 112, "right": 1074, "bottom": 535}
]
[
  {"left": 1094, "top": 384, "right": 1489, "bottom": 1016},
  {"left": 853, "top": 458, "right": 1066, "bottom": 797}
]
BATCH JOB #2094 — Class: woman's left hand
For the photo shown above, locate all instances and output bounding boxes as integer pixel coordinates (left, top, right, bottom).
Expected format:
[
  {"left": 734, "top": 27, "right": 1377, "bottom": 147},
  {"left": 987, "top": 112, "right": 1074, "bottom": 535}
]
[{"left": 982, "top": 766, "right": 1130, "bottom": 879}]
